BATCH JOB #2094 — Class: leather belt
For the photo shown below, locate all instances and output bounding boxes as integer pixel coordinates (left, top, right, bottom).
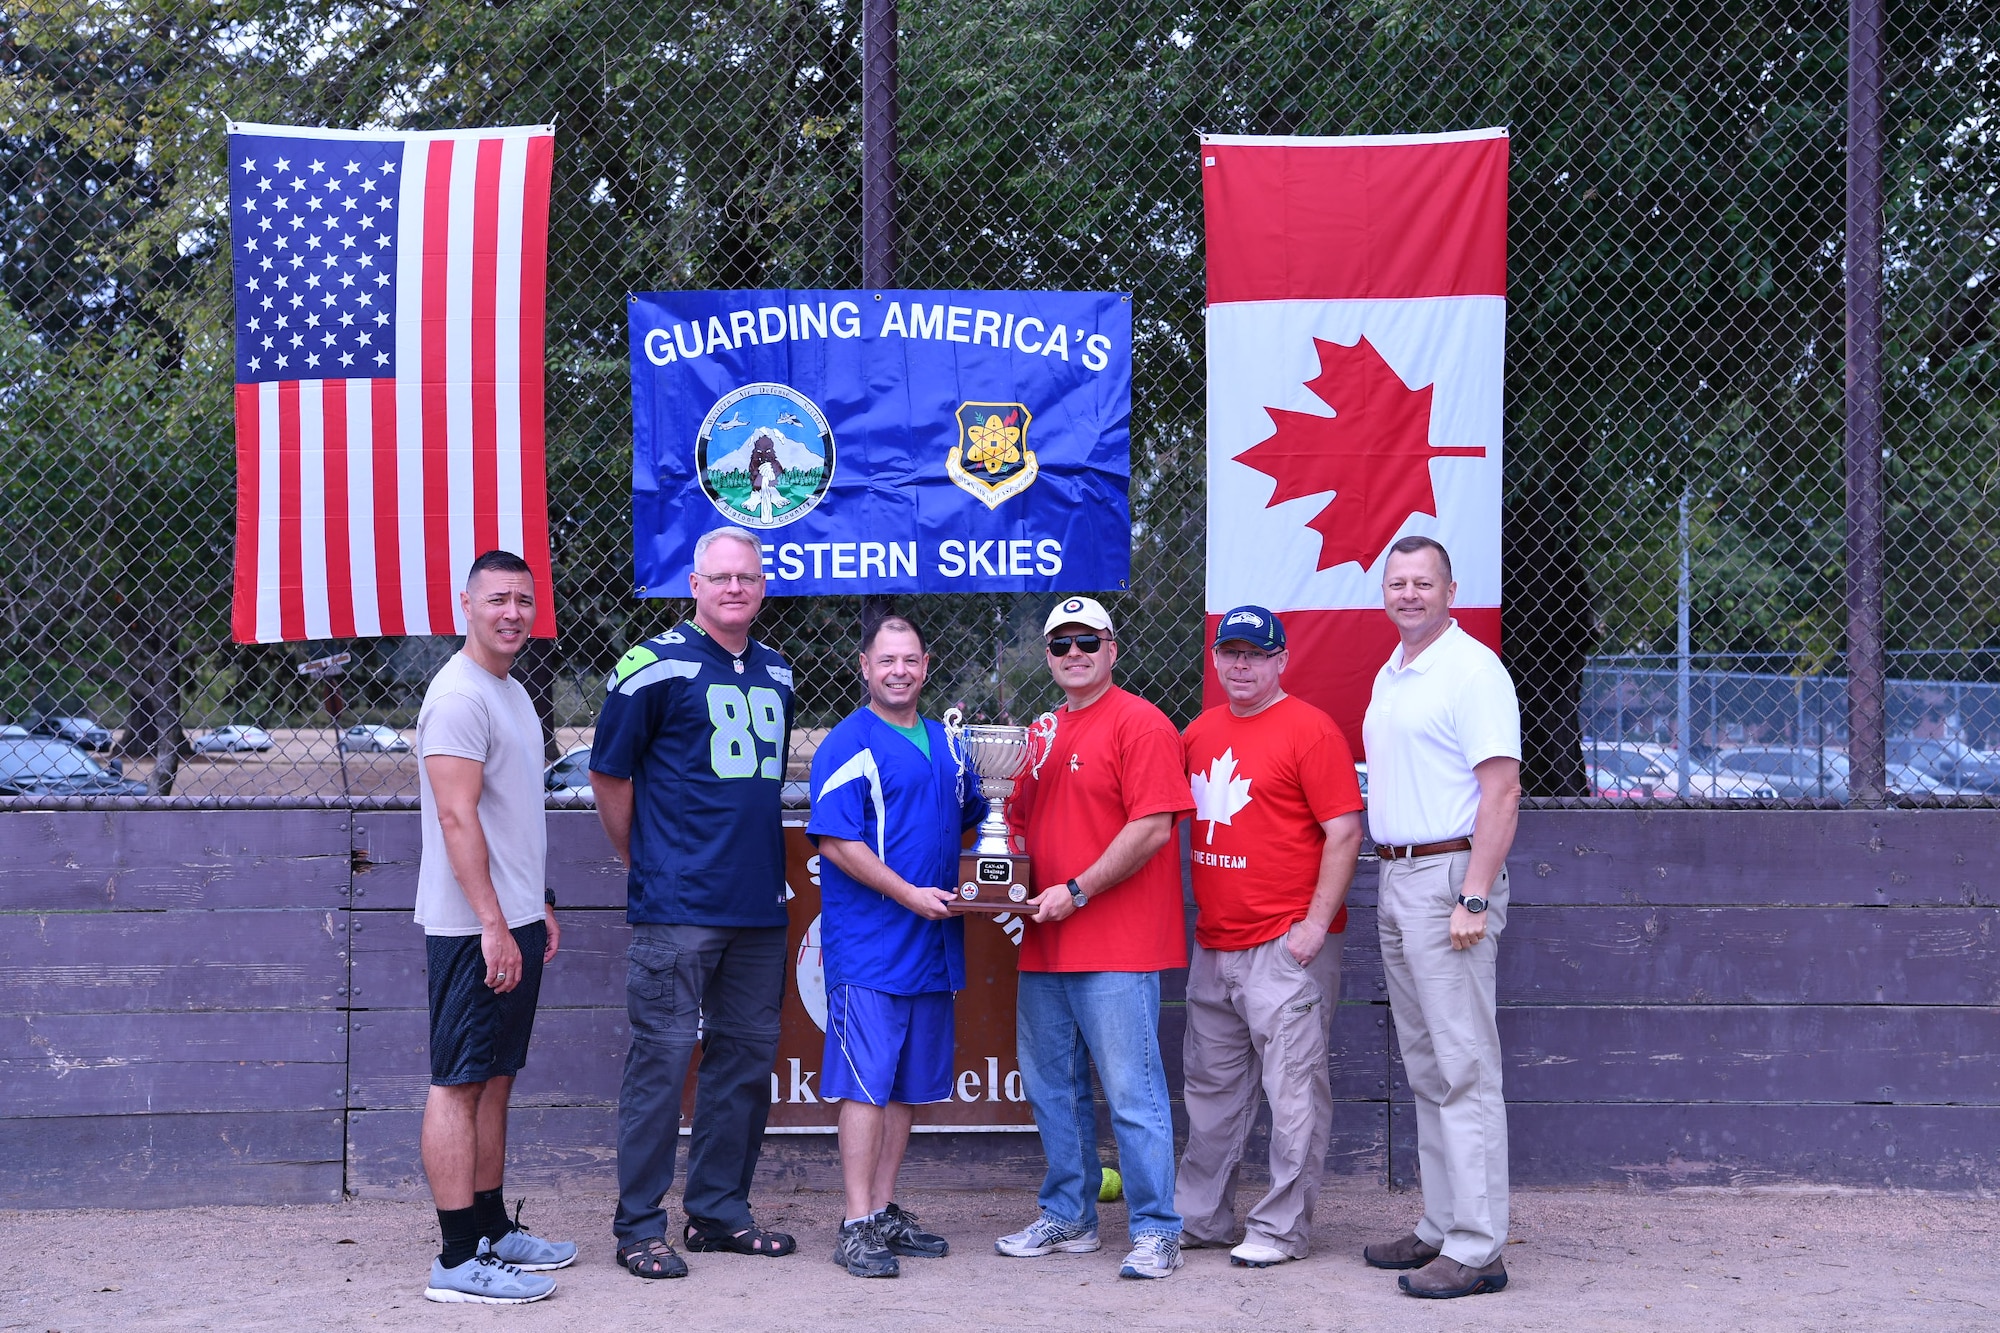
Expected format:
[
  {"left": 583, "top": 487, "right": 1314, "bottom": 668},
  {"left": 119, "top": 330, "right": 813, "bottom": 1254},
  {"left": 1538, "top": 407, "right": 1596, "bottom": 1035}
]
[{"left": 1375, "top": 838, "right": 1473, "bottom": 861}]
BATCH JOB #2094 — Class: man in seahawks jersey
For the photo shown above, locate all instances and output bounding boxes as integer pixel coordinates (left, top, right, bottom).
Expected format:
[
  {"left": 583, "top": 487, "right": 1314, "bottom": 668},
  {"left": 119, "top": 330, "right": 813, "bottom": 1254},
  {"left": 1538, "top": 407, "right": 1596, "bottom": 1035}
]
[{"left": 590, "top": 526, "right": 799, "bottom": 1279}]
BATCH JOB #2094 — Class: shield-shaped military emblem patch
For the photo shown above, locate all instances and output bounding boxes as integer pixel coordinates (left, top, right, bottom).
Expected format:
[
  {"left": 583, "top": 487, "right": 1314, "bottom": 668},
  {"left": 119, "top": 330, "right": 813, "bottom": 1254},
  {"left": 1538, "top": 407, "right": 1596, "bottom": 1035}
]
[{"left": 948, "top": 401, "right": 1039, "bottom": 509}]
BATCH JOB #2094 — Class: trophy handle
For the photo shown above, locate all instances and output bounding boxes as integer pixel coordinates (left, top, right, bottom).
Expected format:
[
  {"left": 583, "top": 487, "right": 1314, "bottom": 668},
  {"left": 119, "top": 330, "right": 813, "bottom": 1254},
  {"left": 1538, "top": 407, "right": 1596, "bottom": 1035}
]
[
  {"left": 943, "top": 707, "right": 969, "bottom": 788},
  {"left": 1027, "top": 711, "right": 1060, "bottom": 779}
]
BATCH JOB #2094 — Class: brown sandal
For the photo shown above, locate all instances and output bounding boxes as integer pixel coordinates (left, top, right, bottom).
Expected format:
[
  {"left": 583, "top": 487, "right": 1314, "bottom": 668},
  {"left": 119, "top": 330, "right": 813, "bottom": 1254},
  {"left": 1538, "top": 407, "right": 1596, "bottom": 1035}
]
[{"left": 616, "top": 1234, "right": 689, "bottom": 1278}]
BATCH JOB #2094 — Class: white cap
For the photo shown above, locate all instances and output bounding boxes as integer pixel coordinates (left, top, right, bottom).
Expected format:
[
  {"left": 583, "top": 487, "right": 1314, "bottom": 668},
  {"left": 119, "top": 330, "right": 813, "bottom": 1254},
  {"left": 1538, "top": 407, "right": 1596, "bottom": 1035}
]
[{"left": 1043, "top": 595, "right": 1115, "bottom": 636}]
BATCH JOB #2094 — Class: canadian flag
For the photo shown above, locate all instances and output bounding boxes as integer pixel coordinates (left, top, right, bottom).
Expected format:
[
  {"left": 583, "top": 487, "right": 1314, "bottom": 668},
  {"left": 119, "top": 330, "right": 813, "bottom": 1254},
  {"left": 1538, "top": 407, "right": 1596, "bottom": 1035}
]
[{"left": 1202, "top": 128, "right": 1508, "bottom": 756}]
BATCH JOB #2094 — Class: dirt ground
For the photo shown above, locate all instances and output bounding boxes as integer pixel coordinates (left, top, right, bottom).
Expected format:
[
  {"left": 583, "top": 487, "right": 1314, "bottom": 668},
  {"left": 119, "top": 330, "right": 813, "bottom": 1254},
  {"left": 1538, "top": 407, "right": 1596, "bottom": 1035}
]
[{"left": 5, "top": 1182, "right": 1993, "bottom": 1331}]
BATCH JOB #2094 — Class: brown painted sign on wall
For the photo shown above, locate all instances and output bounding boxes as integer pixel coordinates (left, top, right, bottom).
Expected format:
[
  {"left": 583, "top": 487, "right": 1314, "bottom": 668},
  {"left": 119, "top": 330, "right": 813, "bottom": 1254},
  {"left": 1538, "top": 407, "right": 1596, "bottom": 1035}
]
[{"left": 727, "top": 824, "right": 1036, "bottom": 1131}]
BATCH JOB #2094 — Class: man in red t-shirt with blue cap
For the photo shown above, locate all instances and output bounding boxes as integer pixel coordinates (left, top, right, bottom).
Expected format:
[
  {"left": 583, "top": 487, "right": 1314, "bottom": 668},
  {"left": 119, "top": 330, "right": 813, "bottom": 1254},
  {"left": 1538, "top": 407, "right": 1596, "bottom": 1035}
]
[{"left": 1176, "top": 605, "right": 1364, "bottom": 1268}]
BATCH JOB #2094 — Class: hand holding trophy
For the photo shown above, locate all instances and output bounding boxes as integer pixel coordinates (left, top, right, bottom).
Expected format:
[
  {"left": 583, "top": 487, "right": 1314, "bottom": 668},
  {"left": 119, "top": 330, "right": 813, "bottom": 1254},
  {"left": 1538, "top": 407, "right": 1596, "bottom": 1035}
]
[{"left": 943, "top": 708, "right": 1059, "bottom": 914}]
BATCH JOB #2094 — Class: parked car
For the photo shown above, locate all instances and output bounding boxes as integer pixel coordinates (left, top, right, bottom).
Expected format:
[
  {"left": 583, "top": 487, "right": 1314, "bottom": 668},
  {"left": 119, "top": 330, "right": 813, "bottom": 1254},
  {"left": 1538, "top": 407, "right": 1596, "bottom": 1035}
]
[
  {"left": 1583, "top": 741, "right": 1777, "bottom": 799},
  {"left": 546, "top": 743, "right": 809, "bottom": 807},
  {"left": 1585, "top": 750, "right": 1666, "bottom": 798},
  {"left": 33, "top": 714, "right": 113, "bottom": 752},
  {"left": 192, "top": 724, "right": 274, "bottom": 754},
  {"left": 1711, "top": 746, "right": 1850, "bottom": 800},
  {"left": 339, "top": 723, "right": 410, "bottom": 753},
  {"left": 544, "top": 745, "right": 595, "bottom": 803},
  {"left": 0, "top": 737, "right": 147, "bottom": 796},
  {"left": 1886, "top": 738, "right": 2000, "bottom": 795},
  {"left": 0, "top": 724, "right": 28, "bottom": 738}
]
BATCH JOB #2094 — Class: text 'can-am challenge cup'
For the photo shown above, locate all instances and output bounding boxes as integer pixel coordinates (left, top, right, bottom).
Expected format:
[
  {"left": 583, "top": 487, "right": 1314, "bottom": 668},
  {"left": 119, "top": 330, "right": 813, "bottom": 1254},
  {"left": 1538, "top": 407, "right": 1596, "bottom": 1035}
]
[{"left": 943, "top": 709, "right": 1058, "bottom": 914}]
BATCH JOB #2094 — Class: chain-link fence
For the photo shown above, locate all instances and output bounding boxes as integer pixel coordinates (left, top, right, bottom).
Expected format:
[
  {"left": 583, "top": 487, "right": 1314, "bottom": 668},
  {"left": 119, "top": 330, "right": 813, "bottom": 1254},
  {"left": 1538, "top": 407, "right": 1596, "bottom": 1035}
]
[{"left": 2, "top": 1, "right": 1995, "bottom": 807}]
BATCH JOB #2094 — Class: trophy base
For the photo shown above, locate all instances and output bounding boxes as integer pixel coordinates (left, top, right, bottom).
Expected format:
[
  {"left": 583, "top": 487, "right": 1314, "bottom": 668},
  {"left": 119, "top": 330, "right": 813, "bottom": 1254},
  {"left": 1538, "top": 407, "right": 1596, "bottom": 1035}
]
[{"left": 950, "top": 852, "right": 1033, "bottom": 915}]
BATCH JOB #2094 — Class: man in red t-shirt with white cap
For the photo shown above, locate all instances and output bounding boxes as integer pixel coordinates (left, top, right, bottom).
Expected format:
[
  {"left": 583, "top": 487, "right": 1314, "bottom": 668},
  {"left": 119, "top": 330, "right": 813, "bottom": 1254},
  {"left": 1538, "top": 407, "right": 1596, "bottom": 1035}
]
[
  {"left": 1176, "top": 605, "right": 1364, "bottom": 1268},
  {"left": 996, "top": 595, "right": 1194, "bottom": 1281}
]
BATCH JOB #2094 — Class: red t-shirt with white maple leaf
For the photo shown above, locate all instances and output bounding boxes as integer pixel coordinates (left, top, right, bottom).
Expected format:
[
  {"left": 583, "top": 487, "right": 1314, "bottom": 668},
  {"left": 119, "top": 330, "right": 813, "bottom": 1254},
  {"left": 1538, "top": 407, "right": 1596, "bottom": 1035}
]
[{"left": 1183, "top": 695, "right": 1363, "bottom": 950}]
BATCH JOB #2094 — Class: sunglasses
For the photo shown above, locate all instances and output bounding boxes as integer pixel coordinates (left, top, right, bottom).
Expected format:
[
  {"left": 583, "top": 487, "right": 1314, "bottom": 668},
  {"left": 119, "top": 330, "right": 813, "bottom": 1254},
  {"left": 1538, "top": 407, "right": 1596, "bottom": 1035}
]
[{"left": 1047, "top": 634, "right": 1108, "bottom": 656}]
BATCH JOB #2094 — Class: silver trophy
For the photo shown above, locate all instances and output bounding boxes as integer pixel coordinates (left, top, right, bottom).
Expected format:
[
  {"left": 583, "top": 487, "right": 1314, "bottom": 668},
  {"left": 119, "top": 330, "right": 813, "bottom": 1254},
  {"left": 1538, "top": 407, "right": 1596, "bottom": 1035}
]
[{"left": 943, "top": 708, "right": 1059, "bottom": 911}]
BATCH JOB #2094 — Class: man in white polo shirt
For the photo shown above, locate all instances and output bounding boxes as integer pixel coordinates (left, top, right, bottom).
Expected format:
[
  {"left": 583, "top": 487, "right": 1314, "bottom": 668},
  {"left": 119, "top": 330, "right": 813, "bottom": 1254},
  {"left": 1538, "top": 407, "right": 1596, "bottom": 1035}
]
[{"left": 1359, "top": 535, "right": 1522, "bottom": 1300}]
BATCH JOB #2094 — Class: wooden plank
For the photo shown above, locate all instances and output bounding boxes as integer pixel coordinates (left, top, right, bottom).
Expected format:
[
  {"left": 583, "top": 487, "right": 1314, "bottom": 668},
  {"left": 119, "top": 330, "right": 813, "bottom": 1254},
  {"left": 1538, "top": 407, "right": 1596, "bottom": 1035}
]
[
  {"left": 347, "top": 1105, "right": 1390, "bottom": 1198},
  {"left": 1392, "top": 1101, "right": 2000, "bottom": 1191},
  {"left": 1385, "top": 1006, "right": 2000, "bottom": 1106},
  {"left": 0, "top": 1010, "right": 348, "bottom": 1117},
  {"left": 1510, "top": 808, "right": 2000, "bottom": 907},
  {"left": 0, "top": 909, "right": 348, "bottom": 1013},
  {"left": 349, "top": 908, "right": 628, "bottom": 1011},
  {"left": 349, "top": 1007, "right": 631, "bottom": 1110},
  {"left": 348, "top": 1106, "right": 619, "bottom": 1198},
  {"left": 353, "top": 812, "right": 626, "bottom": 911},
  {"left": 1501, "top": 906, "right": 2000, "bottom": 1005},
  {"left": 0, "top": 810, "right": 351, "bottom": 910},
  {"left": 0, "top": 1111, "right": 344, "bottom": 1208}
]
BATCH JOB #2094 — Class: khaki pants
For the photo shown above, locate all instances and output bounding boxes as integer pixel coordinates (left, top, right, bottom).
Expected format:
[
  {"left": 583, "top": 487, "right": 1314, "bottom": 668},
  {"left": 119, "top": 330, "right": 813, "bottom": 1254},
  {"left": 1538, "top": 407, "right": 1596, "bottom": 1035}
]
[
  {"left": 1175, "top": 932, "right": 1343, "bottom": 1256},
  {"left": 1378, "top": 850, "right": 1509, "bottom": 1267}
]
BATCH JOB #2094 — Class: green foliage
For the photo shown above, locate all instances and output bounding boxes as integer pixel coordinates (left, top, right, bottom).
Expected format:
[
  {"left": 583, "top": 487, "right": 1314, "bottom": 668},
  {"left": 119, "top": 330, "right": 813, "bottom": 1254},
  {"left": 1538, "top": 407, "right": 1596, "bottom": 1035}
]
[{"left": 1, "top": 0, "right": 1996, "bottom": 774}]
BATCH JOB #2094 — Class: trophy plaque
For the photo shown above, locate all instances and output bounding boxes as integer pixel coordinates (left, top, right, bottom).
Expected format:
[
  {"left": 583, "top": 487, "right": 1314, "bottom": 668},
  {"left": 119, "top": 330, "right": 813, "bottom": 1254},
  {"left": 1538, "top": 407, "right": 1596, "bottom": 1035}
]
[{"left": 943, "top": 708, "right": 1058, "bottom": 914}]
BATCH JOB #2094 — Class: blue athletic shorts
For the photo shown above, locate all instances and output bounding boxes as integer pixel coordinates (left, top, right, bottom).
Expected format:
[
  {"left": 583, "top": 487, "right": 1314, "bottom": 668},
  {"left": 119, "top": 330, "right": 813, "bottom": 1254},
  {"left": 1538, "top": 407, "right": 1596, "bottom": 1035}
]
[{"left": 821, "top": 985, "right": 955, "bottom": 1107}]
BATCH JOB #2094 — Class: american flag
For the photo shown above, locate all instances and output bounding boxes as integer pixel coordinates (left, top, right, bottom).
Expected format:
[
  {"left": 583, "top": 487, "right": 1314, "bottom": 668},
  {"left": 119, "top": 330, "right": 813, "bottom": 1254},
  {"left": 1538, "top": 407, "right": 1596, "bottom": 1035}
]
[{"left": 228, "top": 121, "right": 557, "bottom": 643}]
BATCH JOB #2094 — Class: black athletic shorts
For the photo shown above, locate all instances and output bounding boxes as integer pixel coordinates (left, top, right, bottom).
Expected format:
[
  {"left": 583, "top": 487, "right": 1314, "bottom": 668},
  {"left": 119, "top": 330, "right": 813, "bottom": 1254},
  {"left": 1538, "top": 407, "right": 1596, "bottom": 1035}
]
[{"left": 426, "top": 919, "right": 547, "bottom": 1085}]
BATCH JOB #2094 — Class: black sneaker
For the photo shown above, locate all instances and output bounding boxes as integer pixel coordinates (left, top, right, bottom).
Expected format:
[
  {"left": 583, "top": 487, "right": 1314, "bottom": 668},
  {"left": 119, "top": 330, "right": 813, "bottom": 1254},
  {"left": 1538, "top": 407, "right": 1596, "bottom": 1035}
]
[
  {"left": 833, "top": 1219, "right": 900, "bottom": 1278},
  {"left": 877, "top": 1202, "right": 949, "bottom": 1258}
]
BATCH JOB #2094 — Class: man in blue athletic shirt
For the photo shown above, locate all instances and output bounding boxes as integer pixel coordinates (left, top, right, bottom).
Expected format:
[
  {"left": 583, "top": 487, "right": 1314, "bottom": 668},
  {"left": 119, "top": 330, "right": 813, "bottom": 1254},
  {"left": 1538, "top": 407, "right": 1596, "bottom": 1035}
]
[
  {"left": 589, "top": 526, "right": 798, "bottom": 1280},
  {"left": 809, "top": 612, "right": 986, "bottom": 1278}
]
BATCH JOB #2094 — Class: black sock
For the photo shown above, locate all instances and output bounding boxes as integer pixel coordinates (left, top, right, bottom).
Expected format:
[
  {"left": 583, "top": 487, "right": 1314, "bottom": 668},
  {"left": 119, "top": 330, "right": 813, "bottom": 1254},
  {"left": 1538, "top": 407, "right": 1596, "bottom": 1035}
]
[
  {"left": 473, "top": 1188, "right": 511, "bottom": 1242},
  {"left": 438, "top": 1205, "right": 481, "bottom": 1268}
]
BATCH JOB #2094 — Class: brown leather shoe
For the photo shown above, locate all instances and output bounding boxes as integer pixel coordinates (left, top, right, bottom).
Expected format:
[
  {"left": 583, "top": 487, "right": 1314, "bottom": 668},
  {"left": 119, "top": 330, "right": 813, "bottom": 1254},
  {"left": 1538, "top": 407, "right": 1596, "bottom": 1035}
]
[
  {"left": 1362, "top": 1233, "right": 1441, "bottom": 1270},
  {"left": 1398, "top": 1255, "right": 1508, "bottom": 1298}
]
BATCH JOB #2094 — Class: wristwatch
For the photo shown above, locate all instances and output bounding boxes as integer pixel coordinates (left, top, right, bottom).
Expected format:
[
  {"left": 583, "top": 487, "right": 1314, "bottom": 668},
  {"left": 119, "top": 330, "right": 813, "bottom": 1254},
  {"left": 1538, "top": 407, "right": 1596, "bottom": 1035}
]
[
  {"left": 1456, "top": 893, "right": 1488, "bottom": 914},
  {"left": 544, "top": 887, "right": 557, "bottom": 907},
  {"left": 1066, "top": 878, "right": 1088, "bottom": 909}
]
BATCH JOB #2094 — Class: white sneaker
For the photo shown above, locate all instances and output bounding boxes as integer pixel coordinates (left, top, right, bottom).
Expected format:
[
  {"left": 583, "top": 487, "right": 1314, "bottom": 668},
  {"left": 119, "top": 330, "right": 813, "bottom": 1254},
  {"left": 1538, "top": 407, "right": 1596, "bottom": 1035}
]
[
  {"left": 995, "top": 1215, "right": 1102, "bottom": 1257},
  {"left": 1229, "top": 1240, "right": 1293, "bottom": 1268},
  {"left": 1120, "top": 1233, "right": 1183, "bottom": 1279}
]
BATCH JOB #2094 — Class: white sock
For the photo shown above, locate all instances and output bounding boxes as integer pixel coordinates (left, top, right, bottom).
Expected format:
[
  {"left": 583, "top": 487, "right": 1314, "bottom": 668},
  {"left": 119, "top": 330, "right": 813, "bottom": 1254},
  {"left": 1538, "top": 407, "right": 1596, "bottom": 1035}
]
[{"left": 844, "top": 1216, "right": 871, "bottom": 1228}]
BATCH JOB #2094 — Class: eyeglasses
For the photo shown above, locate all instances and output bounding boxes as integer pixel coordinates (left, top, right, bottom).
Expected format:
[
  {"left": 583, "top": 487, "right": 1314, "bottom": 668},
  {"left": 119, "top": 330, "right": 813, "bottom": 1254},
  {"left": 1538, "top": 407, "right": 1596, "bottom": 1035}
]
[
  {"left": 1215, "top": 647, "right": 1281, "bottom": 665},
  {"left": 694, "top": 571, "right": 766, "bottom": 588},
  {"left": 1047, "top": 634, "right": 1108, "bottom": 656}
]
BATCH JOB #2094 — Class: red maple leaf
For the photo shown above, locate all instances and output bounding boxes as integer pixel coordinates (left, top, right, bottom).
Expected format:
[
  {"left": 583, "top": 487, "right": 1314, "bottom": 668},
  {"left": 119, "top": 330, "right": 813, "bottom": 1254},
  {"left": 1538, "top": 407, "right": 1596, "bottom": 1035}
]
[{"left": 1234, "top": 336, "right": 1486, "bottom": 571}]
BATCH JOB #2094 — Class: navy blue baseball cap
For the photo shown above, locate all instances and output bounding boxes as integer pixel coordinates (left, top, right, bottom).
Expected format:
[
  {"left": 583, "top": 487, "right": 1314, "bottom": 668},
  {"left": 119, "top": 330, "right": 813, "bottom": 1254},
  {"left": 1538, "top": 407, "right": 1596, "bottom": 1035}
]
[{"left": 1212, "top": 605, "right": 1286, "bottom": 652}]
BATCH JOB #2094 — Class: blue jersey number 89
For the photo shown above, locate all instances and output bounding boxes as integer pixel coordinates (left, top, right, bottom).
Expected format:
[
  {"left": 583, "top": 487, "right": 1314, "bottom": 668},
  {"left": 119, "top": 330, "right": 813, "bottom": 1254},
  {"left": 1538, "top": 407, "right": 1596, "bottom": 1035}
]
[{"left": 707, "top": 684, "right": 785, "bottom": 780}]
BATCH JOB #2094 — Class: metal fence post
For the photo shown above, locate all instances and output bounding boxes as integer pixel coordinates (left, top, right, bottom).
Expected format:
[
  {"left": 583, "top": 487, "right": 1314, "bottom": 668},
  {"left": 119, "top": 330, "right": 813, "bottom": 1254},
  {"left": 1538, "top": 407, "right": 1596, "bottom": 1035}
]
[{"left": 1845, "top": 0, "right": 1887, "bottom": 806}]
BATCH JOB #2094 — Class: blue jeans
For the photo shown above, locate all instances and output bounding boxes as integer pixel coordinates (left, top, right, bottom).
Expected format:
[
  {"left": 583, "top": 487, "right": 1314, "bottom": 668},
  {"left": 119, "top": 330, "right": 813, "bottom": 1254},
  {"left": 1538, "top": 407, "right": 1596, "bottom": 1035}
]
[{"left": 1016, "top": 970, "right": 1181, "bottom": 1242}]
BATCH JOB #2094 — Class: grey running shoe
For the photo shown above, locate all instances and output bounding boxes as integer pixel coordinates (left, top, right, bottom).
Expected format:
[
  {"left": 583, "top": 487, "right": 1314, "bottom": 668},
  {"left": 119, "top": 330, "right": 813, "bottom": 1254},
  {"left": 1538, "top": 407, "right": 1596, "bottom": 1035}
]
[
  {"left": 1119, "top": 1233, "right": 1184, "bottom": 1280},
  {"left": 489, "top": 1203, "right": 577, "bottom": 1271},
  {"left": 833, "top": 1219, "right": 900, "bottom": 1278},
  {"left": 424, "top": 1238, "right": 557, "bottom": 1304},
  {"left": 995, "top": 1215, "right": 1102, "bottom": 1258},
  {"left": 877, "top": 1202, "right": 949, "bottom": 1258}
]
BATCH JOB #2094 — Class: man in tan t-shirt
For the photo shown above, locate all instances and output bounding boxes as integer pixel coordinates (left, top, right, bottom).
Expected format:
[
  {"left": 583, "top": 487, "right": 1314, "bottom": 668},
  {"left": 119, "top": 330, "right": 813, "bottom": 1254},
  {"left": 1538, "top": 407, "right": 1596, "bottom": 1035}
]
[{"left": 413, "top": 550, "right": 573, "bottom": 1304}]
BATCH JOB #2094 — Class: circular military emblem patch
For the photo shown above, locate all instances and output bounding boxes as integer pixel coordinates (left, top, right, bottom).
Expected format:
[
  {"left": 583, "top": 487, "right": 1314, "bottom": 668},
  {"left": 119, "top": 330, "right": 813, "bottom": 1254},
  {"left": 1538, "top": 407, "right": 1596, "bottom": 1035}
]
[{"left": 696, "top": 383, "right": 835, "bottom": 529}]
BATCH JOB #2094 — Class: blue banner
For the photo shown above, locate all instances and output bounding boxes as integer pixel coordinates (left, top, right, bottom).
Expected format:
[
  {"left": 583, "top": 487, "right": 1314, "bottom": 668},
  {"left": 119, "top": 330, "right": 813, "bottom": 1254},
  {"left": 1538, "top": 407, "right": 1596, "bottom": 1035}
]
[{"left": 629, "top": 289, "right": 1132, "bottom": 596}]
